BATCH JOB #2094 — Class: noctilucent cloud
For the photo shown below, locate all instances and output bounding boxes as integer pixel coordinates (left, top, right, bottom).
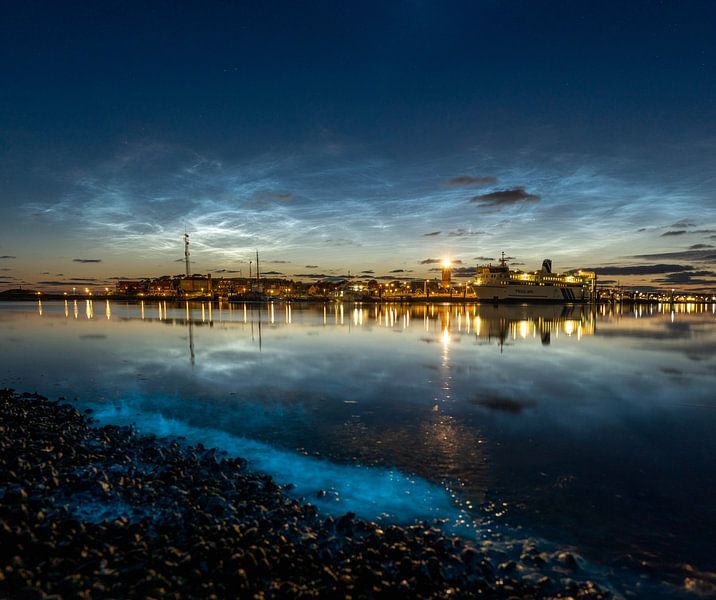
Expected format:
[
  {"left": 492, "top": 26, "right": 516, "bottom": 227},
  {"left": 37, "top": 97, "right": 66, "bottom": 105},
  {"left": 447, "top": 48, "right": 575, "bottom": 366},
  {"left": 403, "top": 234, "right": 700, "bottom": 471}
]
[{"left": 1, "top": 1, "right": 715, "bottom": 291}]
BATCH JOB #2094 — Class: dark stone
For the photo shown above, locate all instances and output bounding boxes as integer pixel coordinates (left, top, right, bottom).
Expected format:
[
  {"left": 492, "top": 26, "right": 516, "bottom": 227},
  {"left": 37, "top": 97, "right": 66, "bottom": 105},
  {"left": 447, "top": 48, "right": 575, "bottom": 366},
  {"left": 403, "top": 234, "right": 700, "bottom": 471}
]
[{"left": 0, "top": 390, "right": 610, "bottom": 600}]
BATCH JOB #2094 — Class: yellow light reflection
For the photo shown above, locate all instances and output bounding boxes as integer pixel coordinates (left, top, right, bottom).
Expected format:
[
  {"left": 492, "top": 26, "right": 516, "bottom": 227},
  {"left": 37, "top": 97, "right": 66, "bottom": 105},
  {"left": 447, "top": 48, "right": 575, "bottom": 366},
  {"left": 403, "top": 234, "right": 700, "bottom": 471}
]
[
  {"left": 563, "top": 320, "right": 575, "bottom": 336},
  {"left": 518, "top": 320, "right": 528, "bottom": 339}
]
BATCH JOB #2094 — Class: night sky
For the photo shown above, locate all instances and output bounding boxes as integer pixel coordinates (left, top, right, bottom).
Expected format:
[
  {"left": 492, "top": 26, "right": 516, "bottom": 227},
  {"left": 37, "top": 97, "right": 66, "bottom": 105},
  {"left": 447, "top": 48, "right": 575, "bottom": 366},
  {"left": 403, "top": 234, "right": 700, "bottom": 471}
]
[{"left": 1, "top": 1, "right": 715, "bottom": 291}]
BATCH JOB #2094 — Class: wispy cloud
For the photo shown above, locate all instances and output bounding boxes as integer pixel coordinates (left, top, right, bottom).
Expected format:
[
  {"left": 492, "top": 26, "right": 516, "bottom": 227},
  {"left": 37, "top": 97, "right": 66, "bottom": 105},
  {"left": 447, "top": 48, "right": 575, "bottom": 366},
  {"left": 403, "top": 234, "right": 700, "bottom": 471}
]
[
  {"left": 420, "top": 258, "right": 462, "bottom": 265},
  {"left": 470, "top": 187, "right": 540, "bottom": 208},
  {"left": 588, "top": 264, "right": 695, "bottom": 275},
  {"left": 17, "top": 140, "right": 716, "bottom": 289},
  {"left": 631, "top": 250, "right": 716, "bottom": 262},
  {"left": 73, "top": 258, "right": 102, "bottom": 263},
  {"left": 257, "top": 191, "right": 293, "bottom": 202},
  {"left": 445, "top": 176, "right": 497, "bottom": 186},
  {"left": 654, "top": 271, "right": 716, "bottom": 285},
  {"left": 448, "top": 229, "right": 483, "bottom": 237},
  {"left": 450, "top": 266, "right": 476, "bottom": 277}
]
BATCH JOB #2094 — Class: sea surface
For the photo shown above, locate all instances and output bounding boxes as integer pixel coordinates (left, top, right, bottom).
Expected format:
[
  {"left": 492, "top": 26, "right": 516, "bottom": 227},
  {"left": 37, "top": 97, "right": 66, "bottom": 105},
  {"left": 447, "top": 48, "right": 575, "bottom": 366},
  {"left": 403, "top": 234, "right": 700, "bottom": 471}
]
[{"left": 2, "top": 299, "right": 715, "bottom": 597}]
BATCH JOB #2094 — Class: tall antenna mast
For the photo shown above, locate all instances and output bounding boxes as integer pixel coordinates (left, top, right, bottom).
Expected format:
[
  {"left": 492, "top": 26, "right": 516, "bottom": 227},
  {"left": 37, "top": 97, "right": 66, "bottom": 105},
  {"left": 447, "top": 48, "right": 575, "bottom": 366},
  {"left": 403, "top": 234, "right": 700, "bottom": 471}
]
[
  {"left": 255, "top": 250, "right": 260, "bottom": 284},
  {"left": 184, "top": 230, "right": 191, "bottom": 277}
]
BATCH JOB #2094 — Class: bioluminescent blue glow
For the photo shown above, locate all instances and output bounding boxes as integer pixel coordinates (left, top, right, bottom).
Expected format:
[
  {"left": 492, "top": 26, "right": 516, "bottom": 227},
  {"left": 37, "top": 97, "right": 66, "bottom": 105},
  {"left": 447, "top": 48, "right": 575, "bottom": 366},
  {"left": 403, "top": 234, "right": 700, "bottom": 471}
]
[
  {"left": 90, "top": 401, "right": 467, "bottom": 527},
  {"left": 2, "top": 301, "right": 716, "bottom": 597}
]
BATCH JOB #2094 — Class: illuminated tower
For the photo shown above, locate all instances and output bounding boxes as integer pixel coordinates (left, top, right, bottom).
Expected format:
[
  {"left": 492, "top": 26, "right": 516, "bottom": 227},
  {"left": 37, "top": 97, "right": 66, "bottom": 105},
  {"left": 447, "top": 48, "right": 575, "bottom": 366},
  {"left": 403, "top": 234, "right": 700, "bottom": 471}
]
[
  {"left": 441, "top": 258, "right": 452, "bottom": 288},
  {"left": 184, "top": 232, "right": 191, "bottom": 277}
]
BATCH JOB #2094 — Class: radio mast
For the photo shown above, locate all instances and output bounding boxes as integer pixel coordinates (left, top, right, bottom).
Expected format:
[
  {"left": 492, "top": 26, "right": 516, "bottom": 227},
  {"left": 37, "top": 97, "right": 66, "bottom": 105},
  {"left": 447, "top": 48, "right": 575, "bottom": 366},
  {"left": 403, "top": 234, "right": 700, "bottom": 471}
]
[{"left": 184, "top": 231, "right": 191, "bottom": 277}]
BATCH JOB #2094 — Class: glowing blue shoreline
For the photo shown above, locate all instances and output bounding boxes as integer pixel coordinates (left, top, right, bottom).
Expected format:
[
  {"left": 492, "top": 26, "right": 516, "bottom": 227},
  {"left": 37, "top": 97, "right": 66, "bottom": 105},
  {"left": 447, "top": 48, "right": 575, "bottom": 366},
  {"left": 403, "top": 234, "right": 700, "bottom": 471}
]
[{"left": 91, "top": 402, "right": 468, "bottom": 526}]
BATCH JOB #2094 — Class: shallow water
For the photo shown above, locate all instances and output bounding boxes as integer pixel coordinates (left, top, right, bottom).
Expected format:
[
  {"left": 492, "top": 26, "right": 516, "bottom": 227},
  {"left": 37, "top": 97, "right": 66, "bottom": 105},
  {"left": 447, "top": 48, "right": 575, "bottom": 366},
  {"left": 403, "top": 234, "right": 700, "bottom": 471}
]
[{"left": 2, "top": 299, "right": 715, "bottom": 597}]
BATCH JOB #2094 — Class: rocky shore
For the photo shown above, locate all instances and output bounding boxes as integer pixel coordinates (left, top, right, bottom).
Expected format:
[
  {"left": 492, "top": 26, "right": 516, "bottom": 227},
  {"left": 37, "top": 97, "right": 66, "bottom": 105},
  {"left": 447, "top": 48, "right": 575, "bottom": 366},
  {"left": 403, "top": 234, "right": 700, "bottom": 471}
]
[{"left": 0, "top": 390, "right": 609, "bottom": 599}]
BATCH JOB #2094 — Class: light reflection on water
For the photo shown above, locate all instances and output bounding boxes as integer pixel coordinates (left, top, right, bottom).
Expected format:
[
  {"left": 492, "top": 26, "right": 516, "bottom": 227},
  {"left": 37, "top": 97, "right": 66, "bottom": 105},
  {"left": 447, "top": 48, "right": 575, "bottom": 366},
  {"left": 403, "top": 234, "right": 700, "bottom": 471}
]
[{"left": 2, "top": 300, "right": 716, "bottom": 593}]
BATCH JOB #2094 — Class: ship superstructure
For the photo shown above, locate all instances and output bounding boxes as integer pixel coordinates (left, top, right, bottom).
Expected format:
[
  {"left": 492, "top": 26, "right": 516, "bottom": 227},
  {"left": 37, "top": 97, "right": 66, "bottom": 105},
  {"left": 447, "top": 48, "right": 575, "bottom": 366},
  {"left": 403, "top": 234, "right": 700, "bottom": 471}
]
[{"left": 473, "top": 253, "right": 595, "bottom": 302}]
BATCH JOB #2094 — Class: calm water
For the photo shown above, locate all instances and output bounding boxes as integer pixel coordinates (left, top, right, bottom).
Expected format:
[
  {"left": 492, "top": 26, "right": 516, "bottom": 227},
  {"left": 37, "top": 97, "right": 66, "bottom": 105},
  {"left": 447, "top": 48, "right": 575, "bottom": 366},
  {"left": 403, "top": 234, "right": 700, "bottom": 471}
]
[{"left": 2, "top": 300, "right": 715, "bottom": 597}]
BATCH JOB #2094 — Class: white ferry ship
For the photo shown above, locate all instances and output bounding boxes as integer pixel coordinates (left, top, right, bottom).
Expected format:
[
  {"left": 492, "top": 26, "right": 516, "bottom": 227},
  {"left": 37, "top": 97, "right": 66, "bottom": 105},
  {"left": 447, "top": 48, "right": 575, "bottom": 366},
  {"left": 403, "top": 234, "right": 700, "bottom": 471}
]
[{"left": 473, "top": 253, "right": 595, "bottom": 302}]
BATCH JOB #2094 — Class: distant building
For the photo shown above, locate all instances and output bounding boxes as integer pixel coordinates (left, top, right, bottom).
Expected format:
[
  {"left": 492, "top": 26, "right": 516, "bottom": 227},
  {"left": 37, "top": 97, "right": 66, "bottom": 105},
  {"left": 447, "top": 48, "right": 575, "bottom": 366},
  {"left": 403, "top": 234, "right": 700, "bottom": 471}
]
[
  {"left": 115, "top": 280, "right": 148, "bottom": 295},
  {"left": 149, "top": 277, "right": 175, "bottom": 295},
  {"left": 179, "top": 274, "right": 212, "bottom": 294},
  {"left": 213, "top": 277, "right": 250, "bottom": 296}
]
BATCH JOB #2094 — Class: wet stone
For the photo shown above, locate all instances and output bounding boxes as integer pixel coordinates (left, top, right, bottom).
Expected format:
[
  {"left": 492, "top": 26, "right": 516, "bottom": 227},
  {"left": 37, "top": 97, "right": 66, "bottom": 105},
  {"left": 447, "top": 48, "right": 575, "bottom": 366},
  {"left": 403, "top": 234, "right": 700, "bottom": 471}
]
[{"left": 0, "top": 390, "right": 610, "bottom": 600}]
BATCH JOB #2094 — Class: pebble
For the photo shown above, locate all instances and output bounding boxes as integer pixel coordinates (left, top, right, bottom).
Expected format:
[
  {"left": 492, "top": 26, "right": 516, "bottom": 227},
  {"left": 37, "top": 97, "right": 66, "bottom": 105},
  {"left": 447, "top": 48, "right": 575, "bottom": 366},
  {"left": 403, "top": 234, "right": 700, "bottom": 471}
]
[{"left": 0, "top": 390, "right": 610, "bottom": 599}]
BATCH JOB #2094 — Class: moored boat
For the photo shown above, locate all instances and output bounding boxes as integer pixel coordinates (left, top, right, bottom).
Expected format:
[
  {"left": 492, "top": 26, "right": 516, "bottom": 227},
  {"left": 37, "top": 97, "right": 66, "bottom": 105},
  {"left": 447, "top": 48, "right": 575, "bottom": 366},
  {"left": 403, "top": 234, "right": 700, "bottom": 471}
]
[{"left": 473, "top": 253, "right": 595, "bottom": 302}]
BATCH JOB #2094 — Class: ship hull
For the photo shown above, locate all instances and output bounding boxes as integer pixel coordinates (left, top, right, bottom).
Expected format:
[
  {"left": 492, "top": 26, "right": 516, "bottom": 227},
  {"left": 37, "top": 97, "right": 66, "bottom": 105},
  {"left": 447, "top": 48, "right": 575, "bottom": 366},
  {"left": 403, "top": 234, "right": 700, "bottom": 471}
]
[{"left": 473, "top": 284, "right": 586, "bottom": 302}]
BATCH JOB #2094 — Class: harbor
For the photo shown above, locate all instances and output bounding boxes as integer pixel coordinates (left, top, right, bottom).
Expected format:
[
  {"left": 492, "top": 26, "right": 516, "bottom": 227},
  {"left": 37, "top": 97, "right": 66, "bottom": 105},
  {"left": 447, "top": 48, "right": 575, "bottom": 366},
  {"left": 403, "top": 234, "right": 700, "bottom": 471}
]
[{"left": 5, "top": 238, "right": 714, "bottom": 306}]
